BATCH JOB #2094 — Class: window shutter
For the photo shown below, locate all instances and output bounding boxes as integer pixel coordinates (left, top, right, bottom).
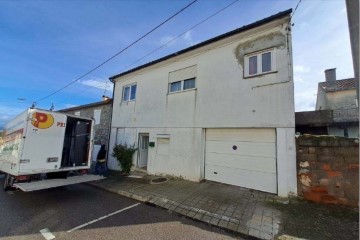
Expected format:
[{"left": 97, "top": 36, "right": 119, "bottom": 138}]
[{"left": 168, "top": 65, "right": 197, "bottom": 83}]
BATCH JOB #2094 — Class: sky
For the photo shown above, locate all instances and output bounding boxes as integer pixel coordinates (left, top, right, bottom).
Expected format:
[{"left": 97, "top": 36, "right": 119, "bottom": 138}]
[{"left": 0, "top": 0, "right": 354, "bottom": 129}]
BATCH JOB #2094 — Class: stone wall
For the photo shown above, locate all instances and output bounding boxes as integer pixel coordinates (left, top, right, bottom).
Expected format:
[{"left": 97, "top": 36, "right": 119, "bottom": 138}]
[
  {"left": 296, "top": 135, "right": 359, "bottom": 207},
  {"left": 62, "top": 102, "right": 112, "bottom": 146}
]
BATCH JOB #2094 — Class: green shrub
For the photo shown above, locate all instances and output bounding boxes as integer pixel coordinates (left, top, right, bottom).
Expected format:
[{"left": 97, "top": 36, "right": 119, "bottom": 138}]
[{"left": 112, "top": 143, "right": 137, "bottom": 174}]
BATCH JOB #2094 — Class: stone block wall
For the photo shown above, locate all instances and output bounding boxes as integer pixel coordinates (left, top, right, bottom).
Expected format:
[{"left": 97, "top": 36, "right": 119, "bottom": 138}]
[
  {"left": 296, "top": 135, "right": 359, "bottom": 207},
  {"left": 62, "top": 102, "right": 112, "bottom": 146}
]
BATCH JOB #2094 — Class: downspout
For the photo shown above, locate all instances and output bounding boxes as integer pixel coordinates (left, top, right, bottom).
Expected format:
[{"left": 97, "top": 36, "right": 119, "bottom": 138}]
[{"left": 105, "top": 79, "right": 116, "bottom": 168}]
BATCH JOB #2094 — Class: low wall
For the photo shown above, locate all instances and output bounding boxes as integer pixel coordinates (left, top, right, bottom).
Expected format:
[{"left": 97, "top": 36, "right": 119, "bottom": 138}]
[{"left": 296, "top": 135, "right": 359, "bottom": 207}]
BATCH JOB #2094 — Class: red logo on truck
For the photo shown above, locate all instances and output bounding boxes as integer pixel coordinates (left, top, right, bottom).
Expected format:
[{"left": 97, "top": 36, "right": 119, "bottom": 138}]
[{"left": 31, "top": 112, "right": 54, "bottom": 129}]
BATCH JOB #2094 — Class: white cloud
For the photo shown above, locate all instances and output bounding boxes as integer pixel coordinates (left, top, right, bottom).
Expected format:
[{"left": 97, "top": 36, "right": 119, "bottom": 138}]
[
  {"left": 183, "top": 31, "right": 194, "bottom": 45},
  {"left": 158, "top": 30, "right": 195, "bottom": 49},
  {"left": 80, "top": 78, "right": 113, "bottom": 92},
  {"left": 160, "top": 36, "right": 177, "bottom": 46},
  {"left": 64, "top": 104, "right": 78, "bottom": 108},
  {"left": 294, "top": 65, "right": 310, "bottom": 74},
  {"left": 295, "top": 88, "right": 317, "bottom": 112},
  {"left": 294, "top": 76, "right": 304, "bottom": 83},
  {"left": 0, "top": 105, "right": 26, "bottom": 129}
]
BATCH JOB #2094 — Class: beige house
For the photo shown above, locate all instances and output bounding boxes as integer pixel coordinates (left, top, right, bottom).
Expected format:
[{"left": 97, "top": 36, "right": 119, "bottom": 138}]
[
  {"left": 108, "top": 9, "right": 297, "bottom": 197},
  {"left": 315, "top": 68, "right": 358, "bottom": 137}
]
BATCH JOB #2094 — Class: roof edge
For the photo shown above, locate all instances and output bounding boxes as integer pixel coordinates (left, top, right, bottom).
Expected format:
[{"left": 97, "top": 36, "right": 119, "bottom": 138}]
[
  {"left": 109, "top": 8, "right": 292, "bottom": 81},
  {"left": 58, "top": 99, "right": 113, "bottom": 112}
]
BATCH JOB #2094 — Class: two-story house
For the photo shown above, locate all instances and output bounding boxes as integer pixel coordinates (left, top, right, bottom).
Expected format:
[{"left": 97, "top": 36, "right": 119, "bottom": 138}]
[
  {"left": 108, "top": 9, "right": 297, "bottom": 197},
  {"left": 315, "top": 68, "right": 358, "bottom": 137}
]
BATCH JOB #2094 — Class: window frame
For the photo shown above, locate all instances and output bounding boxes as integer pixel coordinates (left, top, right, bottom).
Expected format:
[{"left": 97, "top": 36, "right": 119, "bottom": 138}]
[
  {"left": 122, "top": 83, "right": 137, "bottom": 102},
  {"left": 244, "top": 48, "right": 276, "bottom": 78},
  {"left": 168, "top": 77, "right": 196, "bottom": 94}
]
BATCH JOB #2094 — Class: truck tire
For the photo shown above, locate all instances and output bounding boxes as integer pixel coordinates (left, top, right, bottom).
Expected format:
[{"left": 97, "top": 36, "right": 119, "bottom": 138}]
[{"left": 3, "top": 174, "right": 14, "bottom": 191}]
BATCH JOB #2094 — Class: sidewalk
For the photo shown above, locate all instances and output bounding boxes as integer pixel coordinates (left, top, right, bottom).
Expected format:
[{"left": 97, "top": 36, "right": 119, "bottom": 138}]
[{"left": 90, "top": 171, "right": 359, "bottom": 240}]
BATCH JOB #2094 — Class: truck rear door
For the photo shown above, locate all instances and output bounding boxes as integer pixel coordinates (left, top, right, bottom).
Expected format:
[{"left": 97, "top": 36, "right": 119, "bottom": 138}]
[{"left": 19, "top": 109, "right": 67, "bottom": 174}]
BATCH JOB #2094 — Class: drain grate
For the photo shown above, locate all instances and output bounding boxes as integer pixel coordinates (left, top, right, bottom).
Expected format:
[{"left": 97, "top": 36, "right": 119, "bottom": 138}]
[{"left": 150, "top": 177, "right": 168, "bottom": 184}]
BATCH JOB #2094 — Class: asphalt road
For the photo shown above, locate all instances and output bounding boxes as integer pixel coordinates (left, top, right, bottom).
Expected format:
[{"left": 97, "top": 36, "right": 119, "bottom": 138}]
[{"left": 0, "top": 176, "right": 241, "bottom": 240}]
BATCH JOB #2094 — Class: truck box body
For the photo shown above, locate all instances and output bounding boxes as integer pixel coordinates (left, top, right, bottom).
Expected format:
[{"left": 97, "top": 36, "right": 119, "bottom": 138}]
[{"left": 0, "top": 108, "right": 99, "bottom": 190}]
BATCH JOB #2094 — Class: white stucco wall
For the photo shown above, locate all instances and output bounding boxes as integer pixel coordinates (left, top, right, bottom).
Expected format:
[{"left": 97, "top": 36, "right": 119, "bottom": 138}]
[
  {"left": 276, "top": 128, "right": 297, "bottom": 197},
  {"left": 109, "top": 15, "right": 296, "bottom": 196}
]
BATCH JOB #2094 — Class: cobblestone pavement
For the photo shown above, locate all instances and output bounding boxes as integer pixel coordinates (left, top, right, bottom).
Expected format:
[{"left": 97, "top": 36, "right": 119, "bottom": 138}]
[{"left": 90, "top": 171, "right": 359, "bottom": 240}]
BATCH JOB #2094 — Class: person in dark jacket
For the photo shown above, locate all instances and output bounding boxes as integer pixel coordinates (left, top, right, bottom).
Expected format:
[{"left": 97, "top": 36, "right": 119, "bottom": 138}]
[{"left": 95, "top": 144, "right": 107, "bottom": 175}]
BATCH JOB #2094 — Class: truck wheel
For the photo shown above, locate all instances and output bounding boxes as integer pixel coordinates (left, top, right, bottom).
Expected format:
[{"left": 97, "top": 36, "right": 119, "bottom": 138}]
[{"left": 3, "top": 174, "right": 14, "bottom": 191}]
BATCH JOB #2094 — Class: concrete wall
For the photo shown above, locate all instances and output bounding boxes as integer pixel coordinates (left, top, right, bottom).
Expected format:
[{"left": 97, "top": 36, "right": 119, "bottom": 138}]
[
  {"left": 346, "top": 0, "right": 359, "bottom": 102},
  {"left": 316, "top": 86, "right": 328, "bottom": 110},
  {"left": 109, "top": 15, "right": 296, "bottom": 196},
  {"left": 108, "top": 127, "right": 204, "bottom": 181},
  {"left": 296, "top": 135, "right": 359, "bottom": 207},
  {"left": 325, "top": 89, "right": 357, "bottom": 110}
]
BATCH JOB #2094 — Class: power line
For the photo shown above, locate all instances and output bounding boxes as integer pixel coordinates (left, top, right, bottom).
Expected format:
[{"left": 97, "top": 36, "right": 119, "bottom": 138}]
[
  {"left": 121, "top": 0, "right": 240, "bottom": 73},
  {"left": 34, "top": 0, "right": 198, "bottom": 105},
  {"left": 291, "top": 0, "right": 302, "bottom": 18},
  {"left": 56, "top": 0, "right": 240, "bottom": 109}
]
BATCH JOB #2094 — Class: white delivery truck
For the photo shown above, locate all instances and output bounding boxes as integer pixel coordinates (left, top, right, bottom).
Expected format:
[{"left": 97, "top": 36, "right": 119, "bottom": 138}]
[{"left": 0, "top": 108, "right": 104, "bottom": 191}]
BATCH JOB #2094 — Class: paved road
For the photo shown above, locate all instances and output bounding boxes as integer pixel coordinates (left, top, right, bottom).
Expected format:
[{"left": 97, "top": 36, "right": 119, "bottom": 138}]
[{"left": 0, "top": 176, "right": 241, "bottom": 240}]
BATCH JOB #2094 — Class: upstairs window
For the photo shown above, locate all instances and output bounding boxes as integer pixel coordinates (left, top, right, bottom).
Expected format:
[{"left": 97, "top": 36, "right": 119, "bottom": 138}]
[
  {"left": 168, "top": 65, "right": 197, "bottom": 94},
  {"left": 169, "top": 78, "right": 196, "bottom": 93},
  {"left": 122, "top": 84, "right": 137, "bottom": 102},
  {"left": 244, "top": 49, "right": 276, "bottom": 77}
]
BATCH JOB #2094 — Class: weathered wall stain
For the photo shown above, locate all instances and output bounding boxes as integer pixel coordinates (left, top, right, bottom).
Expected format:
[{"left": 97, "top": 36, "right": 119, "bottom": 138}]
[{"left": 234, "top": 32, "right": 286, "bottom": 67}]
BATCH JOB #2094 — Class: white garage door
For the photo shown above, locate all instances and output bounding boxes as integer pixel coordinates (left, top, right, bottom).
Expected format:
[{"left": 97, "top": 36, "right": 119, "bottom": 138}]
[{"left": 205, "top": 128, "right": 277, "bottom": 194}]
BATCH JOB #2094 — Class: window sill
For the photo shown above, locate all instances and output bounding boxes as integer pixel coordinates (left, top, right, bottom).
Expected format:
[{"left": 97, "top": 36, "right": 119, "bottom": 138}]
[
  {"left": 168, "top": 88, "right": 197, "bottom": 95},
  {"left": 121, "top": 99, "right": 136, "bottom": 104},
  {"left": 244, "top": 70, "right": 278, "bottom": 79}
]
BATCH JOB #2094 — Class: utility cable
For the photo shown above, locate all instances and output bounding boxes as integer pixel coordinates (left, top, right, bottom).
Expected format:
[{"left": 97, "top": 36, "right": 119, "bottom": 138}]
[
  {"left": 291, "top": 0, "right": 302, "bottom": 19},
  {"left": 120, "top": 0, "right": 240, "bottom": 73},
  {"left": 57, "top": 0, "right": 239, "bottom": 108},
  {"left": 33, "top": 0, "right": 198, "bottom": 105}
]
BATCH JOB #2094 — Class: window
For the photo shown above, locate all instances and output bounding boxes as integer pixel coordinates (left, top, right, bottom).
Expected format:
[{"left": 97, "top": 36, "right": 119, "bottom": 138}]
[
  {"left": 170, "top": 81, "right": 182, "bottom": 92},
  {"left": 244, "top": 49, "right": 275, "bottom": 77},
  {"left": 122, "top": 84, "right": 137, "bottom": 101},
  {"left": 169, "top": 78, "right": 196, "bottom": 93},
  {"left": 183, "top": 78, "right": 195, "bottom": 90},
  {"left": 93, "top": 109, "right": 101, "bottom": 125}
]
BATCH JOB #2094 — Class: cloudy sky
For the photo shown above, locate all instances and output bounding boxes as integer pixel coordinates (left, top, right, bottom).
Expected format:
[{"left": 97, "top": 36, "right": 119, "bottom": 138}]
[{"left": 0, "top": 0, "right": 353, "bottom": 129}]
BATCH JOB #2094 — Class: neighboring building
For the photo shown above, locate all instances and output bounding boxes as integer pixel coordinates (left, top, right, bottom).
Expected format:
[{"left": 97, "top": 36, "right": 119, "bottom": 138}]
[
  {"left": 314, "top": 68, "right": 359, "bottom": 137},
  {"left": 108, "top": 9, "right": 296, "bottom": 196},
  {"left": 60, "top": 99, "right": 113, "bottom": 160},
  {"left": 346, "top": 0, "right": 359, "bottom": 103}
]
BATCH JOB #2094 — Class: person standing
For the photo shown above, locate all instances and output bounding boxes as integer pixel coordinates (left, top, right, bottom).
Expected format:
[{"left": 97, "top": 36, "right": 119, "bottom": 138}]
[{"left": 95, "top": 144, "right": 107, "bottom": 175}]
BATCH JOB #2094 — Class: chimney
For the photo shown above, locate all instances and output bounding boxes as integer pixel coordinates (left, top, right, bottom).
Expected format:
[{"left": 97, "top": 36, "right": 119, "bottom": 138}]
[{"left": 325, "top": 68, "right": 336, "bottom": 90}]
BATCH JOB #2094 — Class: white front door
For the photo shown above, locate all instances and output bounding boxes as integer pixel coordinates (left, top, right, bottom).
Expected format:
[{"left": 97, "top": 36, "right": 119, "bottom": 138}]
[{"left": 138, "top": 134, "right": 149, "bottom": 168}]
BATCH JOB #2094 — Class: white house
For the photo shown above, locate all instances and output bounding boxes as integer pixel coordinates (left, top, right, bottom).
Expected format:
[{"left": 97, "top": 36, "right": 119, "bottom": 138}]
[{"left": 108, "top": 9, "right": 297, "bottom": 197}]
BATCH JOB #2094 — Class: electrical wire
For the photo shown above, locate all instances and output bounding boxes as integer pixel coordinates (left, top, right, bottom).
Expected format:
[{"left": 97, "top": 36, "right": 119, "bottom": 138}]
[
  {"left": 291, "top": 0, "right": 302, "bottom": 19},
  {"left": 33, "top": 0, "right": 198, "bottom": 105},
  {"left": 120, "top": 0, "right": 240, "bottom": 73},
  {"left": 56, "top": 0, "right": 240, "bottom": 109}
]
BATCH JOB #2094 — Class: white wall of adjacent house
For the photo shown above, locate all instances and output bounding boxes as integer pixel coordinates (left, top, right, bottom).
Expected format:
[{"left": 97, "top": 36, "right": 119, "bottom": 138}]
[{"left": 109, "top": 16, "right": 296, "bottom": 196}]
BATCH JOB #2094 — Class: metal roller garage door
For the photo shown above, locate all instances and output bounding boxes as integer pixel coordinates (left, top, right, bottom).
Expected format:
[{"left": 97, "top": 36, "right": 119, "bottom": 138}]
[{"left": 205, "top": 128, "right": 277, "bottom": 193}]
